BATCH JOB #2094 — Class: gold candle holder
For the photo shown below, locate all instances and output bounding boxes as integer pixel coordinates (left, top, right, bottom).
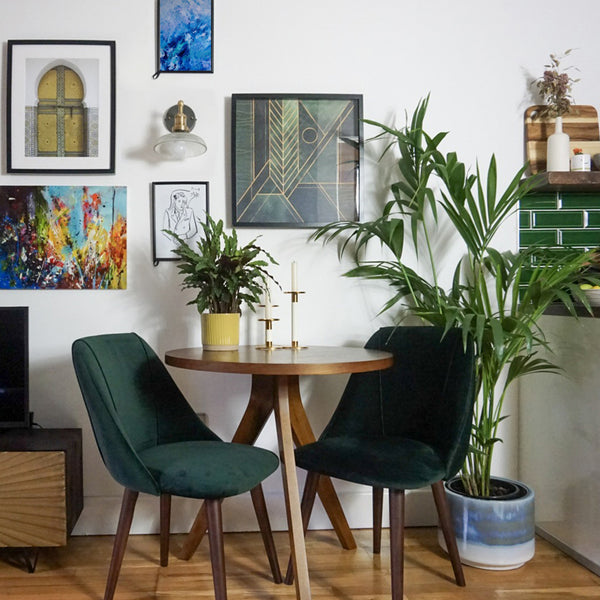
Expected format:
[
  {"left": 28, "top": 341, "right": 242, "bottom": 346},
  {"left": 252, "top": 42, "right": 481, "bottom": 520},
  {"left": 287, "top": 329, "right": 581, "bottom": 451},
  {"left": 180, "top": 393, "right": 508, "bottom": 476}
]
[
  {"left": 282, "top": 290, "right": 306, "bottom": 350},
  {"left": 256, "top": 315, "right": 279, "bottom": 350}
]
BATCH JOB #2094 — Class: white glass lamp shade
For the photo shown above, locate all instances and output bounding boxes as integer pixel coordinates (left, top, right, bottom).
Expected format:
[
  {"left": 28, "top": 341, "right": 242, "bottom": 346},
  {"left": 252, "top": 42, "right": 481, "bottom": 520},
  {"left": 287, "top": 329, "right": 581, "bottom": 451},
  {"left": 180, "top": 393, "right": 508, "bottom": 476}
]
[
  {"left": 153, "top": 132, "right": 207, "bottom": 159},
  {"left": 154, "top": 100, "right": 207, "bottom": 159}
]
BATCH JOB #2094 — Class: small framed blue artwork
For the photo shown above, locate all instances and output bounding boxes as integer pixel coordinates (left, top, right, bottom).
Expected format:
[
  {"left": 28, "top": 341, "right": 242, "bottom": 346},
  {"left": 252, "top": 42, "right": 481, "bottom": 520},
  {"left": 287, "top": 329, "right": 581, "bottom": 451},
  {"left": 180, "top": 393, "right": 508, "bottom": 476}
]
[{"left": 156, "top": 0, "right": 213, "bottom": 74}]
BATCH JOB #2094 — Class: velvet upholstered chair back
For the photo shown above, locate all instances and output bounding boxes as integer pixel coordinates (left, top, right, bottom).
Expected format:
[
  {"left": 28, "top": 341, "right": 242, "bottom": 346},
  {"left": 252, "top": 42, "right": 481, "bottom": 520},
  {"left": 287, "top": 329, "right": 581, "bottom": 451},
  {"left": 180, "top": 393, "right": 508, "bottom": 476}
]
[
  {"left": 72, "top": 333, "right": 219, "bottom": 495},
  {"left": 320, "top": 326, "right": 476, "bottom": 480}
]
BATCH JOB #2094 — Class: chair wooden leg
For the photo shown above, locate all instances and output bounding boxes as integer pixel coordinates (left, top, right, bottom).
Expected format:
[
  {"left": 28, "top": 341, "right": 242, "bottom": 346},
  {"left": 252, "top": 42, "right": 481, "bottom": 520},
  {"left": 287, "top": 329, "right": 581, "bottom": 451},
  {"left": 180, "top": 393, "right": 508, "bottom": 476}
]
[
  {"left": 250, "top": 484, "right": 282, "bottom": 583},
  {"left": 372, "top": 486, "right": 384, "bottom": 554},
  {"left": 388, "top": 488, "right": 405, "bottom": 600},
  {"left": 284, "top": 471, "right": 320, "bottom": 585},
  {"left": 160, "top": 493, "right": 171, "bottom": 567},
  {"left": 104, "top": 488, "right": 138, "bottom": 600},
  {"left": 431, "top": 480, "right": 465, "bottom": 587},
  {"left": 206, "top": 498, "right": 227, "bottom": 600}
]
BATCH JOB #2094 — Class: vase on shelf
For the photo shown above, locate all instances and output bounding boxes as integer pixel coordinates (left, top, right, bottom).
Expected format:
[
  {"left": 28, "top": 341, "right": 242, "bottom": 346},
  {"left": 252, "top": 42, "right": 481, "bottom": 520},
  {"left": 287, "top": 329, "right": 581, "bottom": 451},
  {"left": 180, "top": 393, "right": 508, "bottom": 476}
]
[{"left": 546, "top": 116, "right": 570, "bottom": 172}]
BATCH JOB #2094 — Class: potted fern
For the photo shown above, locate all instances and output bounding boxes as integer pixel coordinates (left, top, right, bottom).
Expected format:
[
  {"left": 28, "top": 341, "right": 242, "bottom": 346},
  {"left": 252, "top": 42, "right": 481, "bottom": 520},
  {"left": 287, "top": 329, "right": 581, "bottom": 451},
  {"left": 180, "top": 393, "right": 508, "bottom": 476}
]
[
  {"left": 167, "top": 214, "right": 277, "bottom": 350},
  {"left": 311, "top": 95, "right": 598, "bottom": 568}
]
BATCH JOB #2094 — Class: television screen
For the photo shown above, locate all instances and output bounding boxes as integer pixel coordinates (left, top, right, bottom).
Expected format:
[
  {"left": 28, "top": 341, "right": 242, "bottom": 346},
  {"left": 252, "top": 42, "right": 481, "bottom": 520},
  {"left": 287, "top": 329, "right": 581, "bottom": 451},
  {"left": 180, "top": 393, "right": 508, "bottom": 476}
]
[{"left": 0, "top": 306, "right": 29, "bottom": 428}]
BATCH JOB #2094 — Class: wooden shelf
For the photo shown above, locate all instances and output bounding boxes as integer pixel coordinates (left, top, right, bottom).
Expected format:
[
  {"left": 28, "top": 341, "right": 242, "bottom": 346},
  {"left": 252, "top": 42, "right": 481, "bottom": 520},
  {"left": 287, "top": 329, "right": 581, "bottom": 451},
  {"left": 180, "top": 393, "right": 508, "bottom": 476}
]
[{"left": 527, "top": 171, "right": 600, "bottom": 192}]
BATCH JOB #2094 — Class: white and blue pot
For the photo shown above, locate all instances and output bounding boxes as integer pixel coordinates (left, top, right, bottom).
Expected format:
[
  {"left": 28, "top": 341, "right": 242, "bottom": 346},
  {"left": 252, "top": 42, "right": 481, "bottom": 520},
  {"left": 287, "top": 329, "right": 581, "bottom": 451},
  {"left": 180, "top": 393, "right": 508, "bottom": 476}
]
[{"left": 438, "top": 476, "right": 535, "bottom": 570}]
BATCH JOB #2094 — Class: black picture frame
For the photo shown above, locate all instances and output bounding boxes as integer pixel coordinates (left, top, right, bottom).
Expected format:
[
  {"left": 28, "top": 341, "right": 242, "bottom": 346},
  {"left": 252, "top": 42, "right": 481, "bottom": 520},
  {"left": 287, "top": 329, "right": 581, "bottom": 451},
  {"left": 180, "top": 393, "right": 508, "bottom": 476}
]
[
  {"left": 155, "top": 0, "right": 214, "bottom": 75},
  {"left": 7, "top": 40, "right": 116, "bottom": 174},
  {"left": 231, "top": 93, "right": 363, "bottom": 228},
  {"left": 152, "top": 181, "right": 209, "bottom": 265}
]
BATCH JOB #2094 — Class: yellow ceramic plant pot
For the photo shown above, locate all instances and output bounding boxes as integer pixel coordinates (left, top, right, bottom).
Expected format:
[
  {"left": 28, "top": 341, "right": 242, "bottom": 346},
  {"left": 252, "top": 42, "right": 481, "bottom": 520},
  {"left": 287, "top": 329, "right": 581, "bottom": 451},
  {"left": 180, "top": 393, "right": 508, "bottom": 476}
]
[{"left": 201, "top": 313, "right": 240, "bottom": 351}]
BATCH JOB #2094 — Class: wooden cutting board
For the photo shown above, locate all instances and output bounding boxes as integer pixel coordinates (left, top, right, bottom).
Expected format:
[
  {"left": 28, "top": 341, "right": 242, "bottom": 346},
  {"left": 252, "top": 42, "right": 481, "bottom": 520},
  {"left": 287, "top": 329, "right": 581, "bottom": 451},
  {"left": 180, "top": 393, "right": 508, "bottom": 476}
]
[{"left": 524, "top": 105, "right": 600, "bottom": 174}]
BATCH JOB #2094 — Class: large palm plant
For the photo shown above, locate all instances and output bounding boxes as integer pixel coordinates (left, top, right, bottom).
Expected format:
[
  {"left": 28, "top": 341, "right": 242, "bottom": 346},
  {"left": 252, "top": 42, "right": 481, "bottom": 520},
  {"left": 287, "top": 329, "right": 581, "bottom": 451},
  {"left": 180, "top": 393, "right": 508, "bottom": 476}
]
[{"left": 312, "top": 95, "right": 598, "bottom": 497}]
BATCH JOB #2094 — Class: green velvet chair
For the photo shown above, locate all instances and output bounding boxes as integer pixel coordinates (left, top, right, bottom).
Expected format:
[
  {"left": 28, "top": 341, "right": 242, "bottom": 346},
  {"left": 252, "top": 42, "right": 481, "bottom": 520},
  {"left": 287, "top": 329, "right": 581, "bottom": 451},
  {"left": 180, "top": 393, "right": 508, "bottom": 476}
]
[
  {"left": 72, "top": 333, "right": 281, "bottom": 600},
  {"left": 291, "top": 326, "right": 476, "bottom": 599}
]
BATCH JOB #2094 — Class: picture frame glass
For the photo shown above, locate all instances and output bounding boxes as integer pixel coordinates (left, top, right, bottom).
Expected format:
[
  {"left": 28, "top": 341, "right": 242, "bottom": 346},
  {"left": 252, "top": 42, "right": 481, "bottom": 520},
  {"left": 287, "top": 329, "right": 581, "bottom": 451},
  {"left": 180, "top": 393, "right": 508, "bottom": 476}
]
[
  {"left": 232, "top": 94, "right": 362, "bottom": 228},
  {"left": 152, "top": 182, "right": 209, "bottom": 264},
  {"left": 7, "top": 40, "right": 116, "bottom": 174}
]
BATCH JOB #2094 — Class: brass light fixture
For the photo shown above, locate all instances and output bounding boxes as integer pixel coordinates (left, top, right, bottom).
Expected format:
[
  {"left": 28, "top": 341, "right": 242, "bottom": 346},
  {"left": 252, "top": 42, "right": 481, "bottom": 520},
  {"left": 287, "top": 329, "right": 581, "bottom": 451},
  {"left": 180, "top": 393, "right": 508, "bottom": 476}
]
[{"left": 153, "top": 100, "right": 207, "bottom": 159}]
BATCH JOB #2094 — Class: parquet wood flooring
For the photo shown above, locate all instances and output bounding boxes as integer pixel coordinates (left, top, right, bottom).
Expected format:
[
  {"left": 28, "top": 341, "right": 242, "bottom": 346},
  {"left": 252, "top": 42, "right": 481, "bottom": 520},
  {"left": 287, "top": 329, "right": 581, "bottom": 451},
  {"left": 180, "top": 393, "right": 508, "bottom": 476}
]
[{"left": 1, "top": 528, "right": 599, "bottom": 599}]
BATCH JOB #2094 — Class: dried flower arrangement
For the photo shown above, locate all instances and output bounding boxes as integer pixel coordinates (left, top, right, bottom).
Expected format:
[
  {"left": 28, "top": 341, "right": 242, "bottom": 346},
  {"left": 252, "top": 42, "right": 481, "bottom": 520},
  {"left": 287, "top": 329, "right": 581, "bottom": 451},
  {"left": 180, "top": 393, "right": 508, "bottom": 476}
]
[{"left": 535, "top": 49, "right": 579, "bottom": 118}]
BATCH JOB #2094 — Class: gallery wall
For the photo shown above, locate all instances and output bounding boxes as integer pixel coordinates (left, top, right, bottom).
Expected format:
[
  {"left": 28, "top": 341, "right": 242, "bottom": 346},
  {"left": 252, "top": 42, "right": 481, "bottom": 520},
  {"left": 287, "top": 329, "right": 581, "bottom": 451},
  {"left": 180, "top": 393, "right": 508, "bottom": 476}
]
[{"left": 1, "top": 0, "right": 599, "bottom": 535}]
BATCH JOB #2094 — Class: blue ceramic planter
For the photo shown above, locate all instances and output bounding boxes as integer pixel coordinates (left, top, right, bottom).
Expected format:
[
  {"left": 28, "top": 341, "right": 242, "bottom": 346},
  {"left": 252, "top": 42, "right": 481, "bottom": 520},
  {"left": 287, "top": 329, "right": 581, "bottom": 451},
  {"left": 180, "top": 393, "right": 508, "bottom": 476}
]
[{"left": 438, "top": 476, "right": 535, "bottom": 570}]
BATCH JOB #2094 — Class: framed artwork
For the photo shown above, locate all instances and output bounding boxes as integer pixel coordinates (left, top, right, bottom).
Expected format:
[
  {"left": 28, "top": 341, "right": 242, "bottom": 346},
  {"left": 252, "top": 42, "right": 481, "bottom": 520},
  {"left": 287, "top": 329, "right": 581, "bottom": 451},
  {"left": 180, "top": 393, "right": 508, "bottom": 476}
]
[
  {"left": 231, "top": 93, "right": 363, "bottom": 228},
  {"left": 0, "top": 185, "right": 127, "bottom": 289},
  {"left": 156, "top": 0, "right": 213, "bottom": 74},
  {"left": 6, "top": 40, "right": 116, "bottom": 174},
  {"left": 152, "top": 181, "right": 209, "bottom": 265}
]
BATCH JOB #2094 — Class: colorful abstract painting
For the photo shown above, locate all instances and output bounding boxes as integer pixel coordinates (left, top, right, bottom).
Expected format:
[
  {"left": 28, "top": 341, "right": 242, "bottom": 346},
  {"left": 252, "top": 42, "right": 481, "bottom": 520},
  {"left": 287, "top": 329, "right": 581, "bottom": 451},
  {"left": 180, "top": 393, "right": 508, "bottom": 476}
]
[
  {"left": 0, "top": 186, "right": 126, "bottom": 289},
  {"left": 232, "top": 94, "right": 362, "bottom": 227},
  {"left": 158, "top": 0, "right": 213, "bottom": 73}
]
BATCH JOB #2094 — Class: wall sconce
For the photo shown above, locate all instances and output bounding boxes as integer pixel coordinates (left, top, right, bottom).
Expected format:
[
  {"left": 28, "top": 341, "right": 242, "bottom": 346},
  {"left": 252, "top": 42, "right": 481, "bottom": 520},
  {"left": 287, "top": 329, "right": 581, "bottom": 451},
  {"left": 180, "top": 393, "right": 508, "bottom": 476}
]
[{"left": 153, "top": 100, "right": 207, "bottom": 159}]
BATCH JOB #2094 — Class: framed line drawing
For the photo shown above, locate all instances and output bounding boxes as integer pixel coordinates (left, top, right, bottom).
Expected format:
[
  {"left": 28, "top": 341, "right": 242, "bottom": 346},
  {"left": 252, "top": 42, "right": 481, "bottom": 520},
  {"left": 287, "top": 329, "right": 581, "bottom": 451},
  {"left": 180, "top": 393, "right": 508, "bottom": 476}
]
[
  {"left": 231, "top": 94, "right": 363, "bottom": 228},
  {"left": 156, "top": 0, "right": 213, "bottom": 74},
  {"left": 152, "top": 181, "right": 209, "bottom": 265},
  {"left": 7, "top": 40, "right": 116, "bottom": 174}
]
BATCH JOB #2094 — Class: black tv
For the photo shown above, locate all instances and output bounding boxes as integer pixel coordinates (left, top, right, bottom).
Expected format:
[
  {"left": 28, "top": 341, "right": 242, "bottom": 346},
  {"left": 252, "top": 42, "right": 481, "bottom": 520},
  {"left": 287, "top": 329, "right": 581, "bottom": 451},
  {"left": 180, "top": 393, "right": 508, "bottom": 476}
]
[{"left": 0, "top": 306, "right": 29, "bottom": 429}]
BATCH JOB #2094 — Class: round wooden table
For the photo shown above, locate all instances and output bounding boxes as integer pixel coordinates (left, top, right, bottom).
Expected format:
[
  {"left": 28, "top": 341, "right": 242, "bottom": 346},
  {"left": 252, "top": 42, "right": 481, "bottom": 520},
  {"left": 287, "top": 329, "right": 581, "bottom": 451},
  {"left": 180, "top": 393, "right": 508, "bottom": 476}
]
[{"left": 165, "top": 345, "right": 393, "bottom": 600}]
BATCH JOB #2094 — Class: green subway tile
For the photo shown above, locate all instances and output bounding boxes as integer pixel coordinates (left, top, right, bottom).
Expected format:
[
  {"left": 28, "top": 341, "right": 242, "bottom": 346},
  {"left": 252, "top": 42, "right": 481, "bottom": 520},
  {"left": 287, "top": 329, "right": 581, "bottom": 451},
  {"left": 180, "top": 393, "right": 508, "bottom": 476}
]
[
  {"left": 533, "top": 210, "right": 583, "bottom": 228},
  {"left": 519, "top": 211, "right": 531, "bottom": 228},
  {"left": 560, "top": 193, "right": 600, "bottom": 209},
  {"left": 520, "top": 194, "right": 559, "bottom": 209},
  {"left": 519, "top": 230, "right": 557, "bottom": 246},
  {"left": 561, "top": 230, "right": 600, "bottom": 246},
  {"left": 587, "top": 212, "right": 600, "bottom": 227}
]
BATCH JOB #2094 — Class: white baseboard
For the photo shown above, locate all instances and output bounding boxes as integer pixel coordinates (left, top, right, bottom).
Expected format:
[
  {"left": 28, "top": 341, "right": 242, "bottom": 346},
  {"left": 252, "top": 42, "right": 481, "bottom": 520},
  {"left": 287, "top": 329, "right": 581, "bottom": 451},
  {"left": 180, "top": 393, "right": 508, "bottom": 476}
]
[{"left": 72, "top": 488, "right": 438, "bottom": 536}]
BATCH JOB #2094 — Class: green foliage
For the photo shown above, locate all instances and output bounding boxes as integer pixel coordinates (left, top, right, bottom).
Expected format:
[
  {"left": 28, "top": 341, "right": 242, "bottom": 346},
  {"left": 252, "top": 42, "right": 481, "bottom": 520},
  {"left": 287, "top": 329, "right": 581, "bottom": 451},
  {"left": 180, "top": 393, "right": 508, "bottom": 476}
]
[
  {"left": 166, "top": 214, "right": 278, "bottom": 314},
  {"left": 311, "top": 95, "right": 599, "bottom": 497}
]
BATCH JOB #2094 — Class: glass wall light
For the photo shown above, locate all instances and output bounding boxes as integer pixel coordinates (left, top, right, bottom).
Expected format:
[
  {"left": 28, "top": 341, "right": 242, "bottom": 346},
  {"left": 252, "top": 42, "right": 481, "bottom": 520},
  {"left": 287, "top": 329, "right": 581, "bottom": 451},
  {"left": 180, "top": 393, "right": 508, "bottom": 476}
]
[{"left": 153, "top": 100, "right": 207, "bottom": 159}]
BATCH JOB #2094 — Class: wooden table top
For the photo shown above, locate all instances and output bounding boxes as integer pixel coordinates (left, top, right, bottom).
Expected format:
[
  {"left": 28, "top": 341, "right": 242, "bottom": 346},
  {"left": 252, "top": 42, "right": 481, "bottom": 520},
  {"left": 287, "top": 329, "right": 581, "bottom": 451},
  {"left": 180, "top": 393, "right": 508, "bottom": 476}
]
[{"left": 165, "top": 345, "right": 393, "bottom": 376}]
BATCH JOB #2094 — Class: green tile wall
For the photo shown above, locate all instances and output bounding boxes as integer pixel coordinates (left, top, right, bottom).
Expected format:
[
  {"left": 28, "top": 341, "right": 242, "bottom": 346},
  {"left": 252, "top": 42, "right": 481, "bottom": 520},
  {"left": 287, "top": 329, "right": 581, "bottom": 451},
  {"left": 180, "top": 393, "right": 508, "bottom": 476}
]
[{"left": 519, "top": 192, "right": 600, "bottom": 252}]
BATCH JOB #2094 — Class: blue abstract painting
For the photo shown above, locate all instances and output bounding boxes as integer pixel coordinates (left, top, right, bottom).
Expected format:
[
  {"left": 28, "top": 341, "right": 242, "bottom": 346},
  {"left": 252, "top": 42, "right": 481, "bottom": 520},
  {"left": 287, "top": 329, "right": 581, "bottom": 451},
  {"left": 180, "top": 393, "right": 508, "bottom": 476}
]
[{"left": 159, "top": 0, "right": 213, "bottom": 73}]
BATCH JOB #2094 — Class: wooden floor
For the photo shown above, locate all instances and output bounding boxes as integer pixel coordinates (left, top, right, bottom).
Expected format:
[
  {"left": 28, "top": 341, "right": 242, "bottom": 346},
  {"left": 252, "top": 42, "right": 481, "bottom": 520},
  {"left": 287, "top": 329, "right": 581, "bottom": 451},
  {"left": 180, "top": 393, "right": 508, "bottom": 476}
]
[{"left": 1, "top": 528, "right": 600, "bottom": 599}]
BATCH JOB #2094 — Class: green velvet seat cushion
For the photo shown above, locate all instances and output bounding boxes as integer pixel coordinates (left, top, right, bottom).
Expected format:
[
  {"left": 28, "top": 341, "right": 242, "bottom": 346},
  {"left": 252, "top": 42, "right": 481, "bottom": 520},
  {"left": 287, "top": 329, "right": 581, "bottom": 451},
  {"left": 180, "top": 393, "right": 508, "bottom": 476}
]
[
  {"left": 295, "top": 436, "right": 446, "bottom": 490},
  {"left": 138, "top": 441, "right": 279, "bottom": 499}
]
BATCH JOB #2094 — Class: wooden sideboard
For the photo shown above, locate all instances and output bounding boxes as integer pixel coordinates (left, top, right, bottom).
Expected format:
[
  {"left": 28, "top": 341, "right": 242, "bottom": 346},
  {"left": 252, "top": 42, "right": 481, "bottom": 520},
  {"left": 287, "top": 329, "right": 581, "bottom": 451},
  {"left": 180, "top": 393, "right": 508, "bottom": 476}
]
[{"left": 0, "top": 428, "right": 83, "bottom": 569}]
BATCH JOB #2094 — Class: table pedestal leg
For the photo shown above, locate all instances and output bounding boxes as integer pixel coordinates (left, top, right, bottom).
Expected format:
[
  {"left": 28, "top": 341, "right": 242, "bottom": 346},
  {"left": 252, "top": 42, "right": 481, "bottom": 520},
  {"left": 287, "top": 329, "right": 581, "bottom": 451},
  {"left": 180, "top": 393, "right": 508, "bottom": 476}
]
[
  {"left": 287, "top": 377, "right": 356, "bottom": 551},
  {"left": 274, "top": 375, "right": 311, "bottom": 600}
]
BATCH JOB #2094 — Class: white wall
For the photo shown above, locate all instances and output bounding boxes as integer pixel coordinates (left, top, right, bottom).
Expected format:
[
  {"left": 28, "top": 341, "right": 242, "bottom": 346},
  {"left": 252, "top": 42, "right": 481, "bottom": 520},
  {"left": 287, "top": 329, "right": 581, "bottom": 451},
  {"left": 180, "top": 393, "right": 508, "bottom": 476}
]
[{"left": 1, "top": 0, "right": 599, "bottom": 535}]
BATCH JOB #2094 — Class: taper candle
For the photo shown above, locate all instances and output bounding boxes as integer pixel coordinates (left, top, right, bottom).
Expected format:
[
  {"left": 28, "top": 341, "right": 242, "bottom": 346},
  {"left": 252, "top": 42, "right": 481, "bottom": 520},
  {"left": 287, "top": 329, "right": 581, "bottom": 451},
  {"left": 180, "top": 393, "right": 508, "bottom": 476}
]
[
  {"left": 291, "top": 261, "right": 298, "bottom": 292},
  {"left": 264, "top": 282, "right": 272, "bottom": 320}
]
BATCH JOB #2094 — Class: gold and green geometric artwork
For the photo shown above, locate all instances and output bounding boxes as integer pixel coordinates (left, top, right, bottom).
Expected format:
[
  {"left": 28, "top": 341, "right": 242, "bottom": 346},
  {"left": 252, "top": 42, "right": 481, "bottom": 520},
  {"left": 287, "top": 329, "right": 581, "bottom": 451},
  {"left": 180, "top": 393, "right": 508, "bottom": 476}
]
[{"left": 232, "top": 95, "right": 362, "bottom": 227}]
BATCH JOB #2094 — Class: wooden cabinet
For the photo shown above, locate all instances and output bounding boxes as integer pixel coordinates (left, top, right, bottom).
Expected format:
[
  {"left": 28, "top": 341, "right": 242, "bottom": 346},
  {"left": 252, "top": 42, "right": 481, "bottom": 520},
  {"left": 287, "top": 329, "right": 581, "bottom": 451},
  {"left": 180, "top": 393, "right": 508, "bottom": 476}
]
[{"left": 0, "top": 428, "right": 83, "bottom": 549}]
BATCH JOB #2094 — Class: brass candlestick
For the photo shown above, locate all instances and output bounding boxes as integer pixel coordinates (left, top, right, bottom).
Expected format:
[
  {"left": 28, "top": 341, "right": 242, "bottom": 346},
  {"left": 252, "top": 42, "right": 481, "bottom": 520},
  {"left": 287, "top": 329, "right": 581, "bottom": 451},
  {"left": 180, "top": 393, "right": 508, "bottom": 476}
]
[
  {"left": 282, "top": 290, "right": 306, "bottom": 349},
  {"left": 256, "top": 299, "right": 279, "bottom": 350}
]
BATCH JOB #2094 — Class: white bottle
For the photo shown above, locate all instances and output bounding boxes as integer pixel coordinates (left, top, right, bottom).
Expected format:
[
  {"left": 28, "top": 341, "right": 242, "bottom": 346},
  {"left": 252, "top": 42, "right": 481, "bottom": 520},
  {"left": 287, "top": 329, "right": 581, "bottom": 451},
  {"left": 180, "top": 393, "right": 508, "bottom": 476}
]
[{"left": 546, "top": 116, "right": 570, "bottom": 172}]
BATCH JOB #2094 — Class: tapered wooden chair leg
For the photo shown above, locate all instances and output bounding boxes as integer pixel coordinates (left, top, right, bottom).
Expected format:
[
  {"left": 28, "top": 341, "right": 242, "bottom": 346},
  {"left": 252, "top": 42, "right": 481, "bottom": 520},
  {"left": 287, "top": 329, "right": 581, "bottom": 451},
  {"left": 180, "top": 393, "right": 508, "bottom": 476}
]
[
  {"left": 104, "top": 488, "right": 138, "bottom": 600},
  {"left": 206, "top": 498, "right": 227, "bottom": 600},
  {"left": 372, "top": 486, "right": 384, "bottom": 554},
  {"left": 284, "top": 471, "right": 320, "bottom": 585},
  {"left": 389, "top": 488, "right": 405, "bottom": 600},
  {"left": 251, "top": 484, "right": 282, "bottom": 583},
  {"left": 431, "top": 480, "right": 465, "bottom": 586},
  {"left": 160, "top": 493, "right": 172, "bottom": 567}
]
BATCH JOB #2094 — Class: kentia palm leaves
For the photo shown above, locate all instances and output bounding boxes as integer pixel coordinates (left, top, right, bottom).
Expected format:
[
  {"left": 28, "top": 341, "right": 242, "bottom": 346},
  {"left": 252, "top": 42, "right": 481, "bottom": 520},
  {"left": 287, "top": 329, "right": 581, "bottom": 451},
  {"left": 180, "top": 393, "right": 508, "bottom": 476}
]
[{"left": 311, "top": 95, "right": 599, "bottom": 498}]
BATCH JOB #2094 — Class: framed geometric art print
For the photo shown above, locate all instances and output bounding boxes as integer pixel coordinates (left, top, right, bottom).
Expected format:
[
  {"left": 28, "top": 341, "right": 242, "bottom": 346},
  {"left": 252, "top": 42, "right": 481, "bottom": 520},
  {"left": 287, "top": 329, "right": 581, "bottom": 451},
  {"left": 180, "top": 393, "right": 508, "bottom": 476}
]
[{"left": 231, "top": 94, "right": 363, "bottom": 228}]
